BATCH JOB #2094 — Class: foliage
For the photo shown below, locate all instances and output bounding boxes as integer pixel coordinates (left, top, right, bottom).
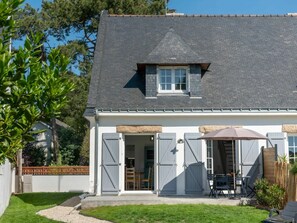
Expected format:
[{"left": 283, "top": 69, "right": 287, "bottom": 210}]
[
  {"left": 80, "top": 128, "right": 90, "bottom": 165},
  {"left": 22, "top": 143, "right": 47, "bottom": 166},
  {"left": 255, "top": 178, "right": 286, "bottom": 209},
  {"left": 59, "top": 74, "right": 90, "bottom": 143},
  {"left": 277, "top": 155, "right": 288, "bottom": 163},
  {"left": 0, "top": 192, "right": 80, "bottom": 223},
  {"left": 81, "top": 204, "right": 268, "bottom": 223},
  {"left": 57, "top": 127, "right": 81, "bottom": 165},
  {"left": 290, "top": 162, "right": 297, "bottom": 175},
  {"left": 15, "top": 0, "right": 168, "bottom": 75},
  {"left": 0, "top": 0, "right": 74, "bottom": 164},
  {"left": 13, "top": 0, "right": 169, "bottom": 165}
]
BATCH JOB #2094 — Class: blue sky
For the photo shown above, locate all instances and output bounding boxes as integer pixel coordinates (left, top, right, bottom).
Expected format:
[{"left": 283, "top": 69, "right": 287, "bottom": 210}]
[
  {"left": 25, "top": 0, "right": 297, "bottom": 15},
  {"left": 168, "top": 0, "right": 297, "bottom": 15}
]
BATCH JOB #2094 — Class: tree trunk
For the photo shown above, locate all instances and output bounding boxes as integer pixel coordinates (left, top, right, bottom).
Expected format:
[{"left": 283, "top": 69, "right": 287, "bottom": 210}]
[
  {"left": 51, "top": 118, "right": 59, "bottom": 164},
  {"left": 17, "top": 150, "right": 23, "bottom": 193}
]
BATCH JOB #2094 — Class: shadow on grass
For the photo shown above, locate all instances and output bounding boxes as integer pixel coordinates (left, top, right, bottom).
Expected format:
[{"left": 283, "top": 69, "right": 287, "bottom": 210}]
[{"left": 15, "top": 192, "right": 80, "bottom": 206}]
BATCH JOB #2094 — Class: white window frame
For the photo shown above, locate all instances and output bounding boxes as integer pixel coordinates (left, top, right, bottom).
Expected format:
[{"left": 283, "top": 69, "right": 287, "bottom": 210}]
[
  {"left": 157, "top": 66, "right": 188, "bottom": 94},
  {"left": 288, "top": 135, "right": 297, "bottom": 164}
]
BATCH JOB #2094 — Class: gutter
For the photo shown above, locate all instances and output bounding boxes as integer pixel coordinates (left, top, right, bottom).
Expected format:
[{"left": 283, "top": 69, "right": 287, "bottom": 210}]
[
  {"left": 94, "top": 115, "right": 99, "bottom": 195},
  {"left": 96, "top": 111, "right": 297, "bottom": 117}
]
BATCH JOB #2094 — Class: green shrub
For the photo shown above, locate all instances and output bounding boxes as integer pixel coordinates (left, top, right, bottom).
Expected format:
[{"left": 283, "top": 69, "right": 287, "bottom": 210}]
[
  {"left": 254, "top": 178, "right": 285, "bottom": 209},
  {"left": 290, "top": 162, "right": 297, "bottom": 175}
]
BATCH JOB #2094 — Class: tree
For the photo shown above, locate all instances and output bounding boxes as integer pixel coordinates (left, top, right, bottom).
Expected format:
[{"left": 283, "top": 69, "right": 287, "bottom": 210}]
[
  {"left": 0, "top": 0, "right": 74, "bottom": 164},
  {"left": 14, "top": 0, "right": 168, "bottom": 165},
  {"left": 16, "top": 0, "right": 168, "bottom": 74}
]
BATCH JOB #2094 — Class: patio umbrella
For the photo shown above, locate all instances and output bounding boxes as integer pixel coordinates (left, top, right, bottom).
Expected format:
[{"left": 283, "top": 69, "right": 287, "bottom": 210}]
[{"left": 199, "top": 127, "right": 270, "bottom": 192}]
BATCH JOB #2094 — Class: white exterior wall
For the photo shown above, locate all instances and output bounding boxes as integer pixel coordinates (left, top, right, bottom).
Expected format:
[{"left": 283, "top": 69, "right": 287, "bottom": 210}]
[
  {"left": 90, "top": 112, "right": 297, "bottom": 195},
  {"left": 30, "top": 175, "right": 89, "bottom": 192},
  {"left": 0, "top": 160, "right": 13, "bottom": 217}
]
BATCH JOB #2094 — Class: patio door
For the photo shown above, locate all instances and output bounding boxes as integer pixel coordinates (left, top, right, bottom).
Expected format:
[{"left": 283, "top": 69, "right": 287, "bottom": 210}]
[
  {"left": 184, "top": 133, "right": 203, "bottom": 194},
  {"left": 102, "top": 133, "right": 120, "bottom": 195},
  {"left": 158, "top": 133, "right": 177, "bottom": 195}
]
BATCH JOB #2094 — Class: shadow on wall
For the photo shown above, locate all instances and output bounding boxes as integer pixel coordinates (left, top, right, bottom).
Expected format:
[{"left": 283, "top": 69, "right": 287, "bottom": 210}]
[
  {"left": 243, "top": 153, "right": 262, "bottom": 192},
  {"left": 158, "top": 162, "right": 205, "bottom": 196}
]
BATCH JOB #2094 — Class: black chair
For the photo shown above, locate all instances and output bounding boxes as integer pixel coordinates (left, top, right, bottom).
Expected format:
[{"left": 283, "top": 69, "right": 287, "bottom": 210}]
[
  {"left": 207, "top": 174, "right": 215, "bottom": 197},
  {"left": 263, "top": 201, "right": 297, "bottom": 223},
  {"left": 214, "top": 175, "right": 231, "bottom": 198}
]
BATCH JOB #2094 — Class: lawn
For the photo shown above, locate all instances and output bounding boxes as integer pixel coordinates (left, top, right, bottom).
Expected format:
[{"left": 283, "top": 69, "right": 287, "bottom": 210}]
[
  {"left": 0, "top": 192, "right": 80, "bottom": 223},
  {"left": 81, "top": 204, "right": 268, "bottom": 223}
]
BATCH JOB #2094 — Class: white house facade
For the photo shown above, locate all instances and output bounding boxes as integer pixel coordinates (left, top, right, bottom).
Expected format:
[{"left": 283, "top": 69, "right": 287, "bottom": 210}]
[
  {"left": 85, "top": 111, "right": 296, "bottom": 195},
  {"left": 85, "top": 12, "right": 297, "bottom": 196}
]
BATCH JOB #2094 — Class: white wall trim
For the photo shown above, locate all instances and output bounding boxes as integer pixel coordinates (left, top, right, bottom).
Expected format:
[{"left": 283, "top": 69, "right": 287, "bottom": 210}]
[{"left": 97, "top": 112, "right": 297, "bottom": 117}]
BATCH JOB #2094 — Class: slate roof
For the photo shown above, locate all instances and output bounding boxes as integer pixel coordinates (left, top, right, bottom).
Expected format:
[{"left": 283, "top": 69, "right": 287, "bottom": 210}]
[
  {"left": 86, "top": 13, "right": 297, "bottom": 114},
  {"left": 138, "top": 29, "right": 210, "bottom": 69}
]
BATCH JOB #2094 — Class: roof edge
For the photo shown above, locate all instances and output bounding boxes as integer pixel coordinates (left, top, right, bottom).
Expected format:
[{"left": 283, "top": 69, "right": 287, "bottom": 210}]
[
  {"left": 93, "top": 108, "right": 297, "bottom": 113},
  {"left": 108, "top": 14, "right": 296, "bottom": 18}
]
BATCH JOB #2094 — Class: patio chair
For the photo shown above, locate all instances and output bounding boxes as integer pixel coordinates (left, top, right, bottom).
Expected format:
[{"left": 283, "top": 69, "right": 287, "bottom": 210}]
[
  {"left": 207, "top": 174, "right": 215, "bottom": 197},
  {"left": 263, "top": 201, "right": 297, "bottom": 223},
  {"left": 214, "top": 174, "right": 231, "bottom": 198}
]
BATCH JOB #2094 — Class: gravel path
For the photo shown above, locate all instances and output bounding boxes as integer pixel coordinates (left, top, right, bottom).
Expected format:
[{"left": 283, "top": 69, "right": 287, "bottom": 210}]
[{"left": 37, "top": 196, "right": 111, "bottom": 223}]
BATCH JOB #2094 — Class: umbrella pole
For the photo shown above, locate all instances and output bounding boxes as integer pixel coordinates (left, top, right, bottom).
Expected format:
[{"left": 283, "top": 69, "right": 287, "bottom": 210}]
[{"left": 232, "top": 140, "right": 236, "bottom": 193}]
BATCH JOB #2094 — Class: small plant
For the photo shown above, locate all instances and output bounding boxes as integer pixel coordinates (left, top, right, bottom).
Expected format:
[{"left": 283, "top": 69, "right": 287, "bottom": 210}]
[
  {"left": 255, "top": 178, "right": 285, "bottom": 209},
  {"left": 290, "top": 162, "right": 297, "bottom": 175},
  {"left": 278, "top": 155, "right": 288, "bottom": 163}
]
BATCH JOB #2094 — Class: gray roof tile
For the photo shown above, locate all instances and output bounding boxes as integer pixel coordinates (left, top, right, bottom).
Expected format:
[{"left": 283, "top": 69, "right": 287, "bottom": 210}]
[
  {"left": 86, "top": 14, "right": 297, "bottom": 111},
  {"left": 139, "top": 29, "right": 210, "bottom": 66}
]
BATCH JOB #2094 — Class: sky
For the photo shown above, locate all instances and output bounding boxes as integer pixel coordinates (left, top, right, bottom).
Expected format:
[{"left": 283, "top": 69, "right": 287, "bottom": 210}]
[
  {"left": 168, "top": 0, "right": 297, "bottom": 15},
  {"left": 25, "top": 0, "right": 297, "bottom": 15}
]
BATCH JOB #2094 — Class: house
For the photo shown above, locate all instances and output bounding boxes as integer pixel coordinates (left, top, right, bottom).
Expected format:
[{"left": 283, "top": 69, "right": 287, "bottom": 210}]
[
  {"left": 24, "top": 120, "right": 70, "bottom": 166},
  {"left": 84, "top": 12, "right": 297, "bottom": 196}
]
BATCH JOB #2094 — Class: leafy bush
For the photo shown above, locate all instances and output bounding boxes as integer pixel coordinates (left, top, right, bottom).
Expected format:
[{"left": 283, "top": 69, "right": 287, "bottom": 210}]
[
  {"left": 23, "top": 143, "right": 47, "bottom": 166},
  {"left": 290, "top": 162, "right": 297, "bottom": 175},
  {"left": 58, "top": 127, "right": 81, "bottom": 165},
  {"left": 255, "top": 178, "right": 285, "bottom": 209},
  {"left": 59, "top": 144, "right": 80, "bottom": 165}
]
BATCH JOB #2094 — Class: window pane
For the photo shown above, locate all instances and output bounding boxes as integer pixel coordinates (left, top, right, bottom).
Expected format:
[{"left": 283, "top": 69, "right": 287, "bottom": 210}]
[
  {"left": 174, "top": 68, "right": 186, "bottom": 90},
  {"left": 289, "top": 147, "right": 294, "bottom": 157},
  {"left": 289, "top": 136, "right": 294, "bottom": 146},
  {"left": 294, "top": 136, "right": 297, "bottom": 146},
  {"left": 159, "top": 69, "right": 172, "bottom": 91}
]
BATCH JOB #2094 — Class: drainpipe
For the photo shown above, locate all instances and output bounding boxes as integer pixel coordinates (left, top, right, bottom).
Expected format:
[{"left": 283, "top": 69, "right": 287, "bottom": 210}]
[{"left": 94, "top": 113, "right": 100, "bottom": 195}]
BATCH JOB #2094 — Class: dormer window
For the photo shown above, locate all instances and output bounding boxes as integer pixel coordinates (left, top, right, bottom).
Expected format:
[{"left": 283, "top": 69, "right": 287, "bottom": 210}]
[
  {"left": 137, "top": 29, "right": 211, "bottom": 98},
  {"left": 158, "top": 67, "right": 187, "bottom": 93}
]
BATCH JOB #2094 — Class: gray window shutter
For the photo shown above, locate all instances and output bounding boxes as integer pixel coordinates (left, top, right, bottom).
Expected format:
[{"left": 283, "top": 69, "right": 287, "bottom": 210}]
[
  {"left": 267, "top": 132, "right": 286, "bottom": 157},
  {"left": 184, "top": 133, "right": 203, "bottom": 194},
  {"left": 101, "top": 133, "right": 120, "bottom": 195},
  {"left": 158, "top": 133, "right": 177, "bottom": 195},
  {"left": 240, "top": 140, "right": 260, "bottom": 188}
]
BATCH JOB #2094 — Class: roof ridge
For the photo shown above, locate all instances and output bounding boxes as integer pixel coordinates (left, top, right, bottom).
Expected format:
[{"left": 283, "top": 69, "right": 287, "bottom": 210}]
[{"left": 108, "top": 14, "right": 296, "bottom": 18}]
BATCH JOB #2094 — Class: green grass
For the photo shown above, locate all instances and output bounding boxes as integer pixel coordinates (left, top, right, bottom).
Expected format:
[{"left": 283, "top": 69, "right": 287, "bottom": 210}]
[
  {"left": 0, "top": 192, "right": 80, "bottom": 223},
  {"left": 81, "top": 204, "right": 268, "bottom": 223}
]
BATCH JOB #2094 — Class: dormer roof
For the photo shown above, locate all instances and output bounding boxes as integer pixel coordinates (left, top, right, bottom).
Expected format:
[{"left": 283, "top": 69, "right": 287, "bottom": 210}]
[{"left": 138, "top": 29, "right": 210, "bottom": 70}]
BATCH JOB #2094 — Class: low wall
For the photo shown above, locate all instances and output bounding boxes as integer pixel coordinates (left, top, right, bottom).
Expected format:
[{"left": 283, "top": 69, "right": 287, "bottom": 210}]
[
  {"left": 23, "top": 175, "right": 89, "bottom": 193},
  {"left": 0, "top": 160, "right": 13, "bottom": 217}
]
